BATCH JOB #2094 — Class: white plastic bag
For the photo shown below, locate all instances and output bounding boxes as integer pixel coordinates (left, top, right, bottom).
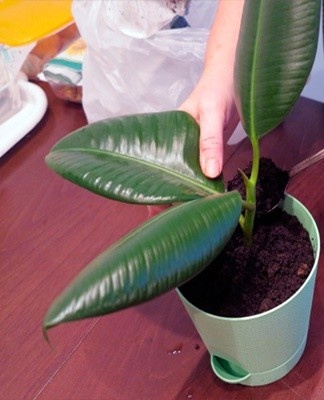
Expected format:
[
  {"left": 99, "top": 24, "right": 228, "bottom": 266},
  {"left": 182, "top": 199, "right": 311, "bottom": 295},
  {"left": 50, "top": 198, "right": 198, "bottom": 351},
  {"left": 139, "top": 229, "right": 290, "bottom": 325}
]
[
  {"left": 72, "top": 0, "right": 218, "bottom": 122},
  {"left": 100, "top": 0, "right": 190, "bottom": 39}
]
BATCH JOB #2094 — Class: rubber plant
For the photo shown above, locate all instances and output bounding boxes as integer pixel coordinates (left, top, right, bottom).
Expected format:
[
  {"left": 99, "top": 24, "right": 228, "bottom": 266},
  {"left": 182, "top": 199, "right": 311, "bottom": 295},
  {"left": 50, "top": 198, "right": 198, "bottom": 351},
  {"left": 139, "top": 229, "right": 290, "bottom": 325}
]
[{"left": 43, "top": 0, "right": 320, "bottom": 335}]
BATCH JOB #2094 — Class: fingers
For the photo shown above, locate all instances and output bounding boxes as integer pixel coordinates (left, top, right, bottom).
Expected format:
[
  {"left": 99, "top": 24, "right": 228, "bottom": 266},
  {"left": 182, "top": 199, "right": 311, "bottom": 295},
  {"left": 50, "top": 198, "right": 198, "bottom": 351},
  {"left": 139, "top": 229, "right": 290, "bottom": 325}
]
[
  {"left": 199, "top": 110, "right": 224, "bottom": 178},
  {"left": 179, "top": 93, "right": 228, "bottom": 179}
]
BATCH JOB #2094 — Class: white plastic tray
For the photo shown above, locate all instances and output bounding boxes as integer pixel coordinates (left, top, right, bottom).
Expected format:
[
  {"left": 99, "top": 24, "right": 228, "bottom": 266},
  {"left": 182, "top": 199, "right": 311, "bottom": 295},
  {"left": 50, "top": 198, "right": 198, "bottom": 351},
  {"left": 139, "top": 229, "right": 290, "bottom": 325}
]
[{"left": 0, "top": 80, "right": 47, "bottom": 157}]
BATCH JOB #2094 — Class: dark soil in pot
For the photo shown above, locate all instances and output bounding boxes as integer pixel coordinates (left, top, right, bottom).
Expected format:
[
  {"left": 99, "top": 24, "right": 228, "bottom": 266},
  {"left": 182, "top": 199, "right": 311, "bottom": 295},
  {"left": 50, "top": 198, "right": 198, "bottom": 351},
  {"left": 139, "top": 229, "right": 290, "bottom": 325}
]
[
  {"left": 179, "top": 158, "right": 315, "bottom": 318},
  {"left": 228, "top": 157, "right": 289, "bottom": 216}
]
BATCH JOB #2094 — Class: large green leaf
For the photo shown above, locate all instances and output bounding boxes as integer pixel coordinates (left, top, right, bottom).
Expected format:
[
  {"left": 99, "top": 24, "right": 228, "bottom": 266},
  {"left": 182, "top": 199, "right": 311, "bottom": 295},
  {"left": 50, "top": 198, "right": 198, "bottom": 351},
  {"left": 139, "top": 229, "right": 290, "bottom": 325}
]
[
  {"left": 46, "top": 111, "right": 224, "bottom": 204},
  {"left": 235, "top": 0, "right": 320, "bottom": 140},
  {"left": 43, "top": 191, "right": 242, "bottom": 331}
]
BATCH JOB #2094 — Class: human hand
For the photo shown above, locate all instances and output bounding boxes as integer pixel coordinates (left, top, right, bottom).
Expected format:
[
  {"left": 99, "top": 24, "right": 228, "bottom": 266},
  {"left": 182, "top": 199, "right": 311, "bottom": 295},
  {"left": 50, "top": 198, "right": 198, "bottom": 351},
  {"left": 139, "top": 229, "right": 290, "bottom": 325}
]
[
  {"left": 179, "top": 68, "right": 239, "bottom": 178},
  {"left": 178, "top": 0, "right": 243, "bottom": 178},
  {"left": 148, "top": 0, "right": 243, "bottom": 213},
  {"left": 147, "top": 71, "right": 239, "bottom": 217}
]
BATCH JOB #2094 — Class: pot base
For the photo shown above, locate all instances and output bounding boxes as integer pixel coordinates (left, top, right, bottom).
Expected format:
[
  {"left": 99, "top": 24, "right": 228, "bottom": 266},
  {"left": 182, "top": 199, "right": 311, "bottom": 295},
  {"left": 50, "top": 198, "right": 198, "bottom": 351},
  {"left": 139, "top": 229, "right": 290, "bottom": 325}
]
[{"left": 210, "top": 333, "right": 307, "bottom": 386}]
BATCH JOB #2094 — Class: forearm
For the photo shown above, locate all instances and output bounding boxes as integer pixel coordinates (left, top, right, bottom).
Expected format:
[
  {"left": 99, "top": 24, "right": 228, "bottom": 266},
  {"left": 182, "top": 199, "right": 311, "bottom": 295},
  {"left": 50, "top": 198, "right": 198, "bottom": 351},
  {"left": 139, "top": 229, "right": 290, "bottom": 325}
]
[{"left": 204, "top": 0, "right": 245, "bottom": 77}]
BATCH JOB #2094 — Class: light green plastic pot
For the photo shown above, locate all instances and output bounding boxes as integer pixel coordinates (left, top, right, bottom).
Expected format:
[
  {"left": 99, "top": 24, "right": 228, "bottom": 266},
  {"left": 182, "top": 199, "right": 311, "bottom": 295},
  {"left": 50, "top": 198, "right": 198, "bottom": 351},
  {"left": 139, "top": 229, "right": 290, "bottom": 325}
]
[{"left": 177, "top": 194, "right": 320, "bottom": 386}]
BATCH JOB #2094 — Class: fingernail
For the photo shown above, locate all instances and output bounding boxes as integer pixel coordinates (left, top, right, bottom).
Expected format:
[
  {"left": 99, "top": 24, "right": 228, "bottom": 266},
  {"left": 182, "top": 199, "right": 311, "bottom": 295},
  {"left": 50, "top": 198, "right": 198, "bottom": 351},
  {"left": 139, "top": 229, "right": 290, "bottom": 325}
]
[{"left": 205, "top": 159, "right": 220, "bottom": 178}]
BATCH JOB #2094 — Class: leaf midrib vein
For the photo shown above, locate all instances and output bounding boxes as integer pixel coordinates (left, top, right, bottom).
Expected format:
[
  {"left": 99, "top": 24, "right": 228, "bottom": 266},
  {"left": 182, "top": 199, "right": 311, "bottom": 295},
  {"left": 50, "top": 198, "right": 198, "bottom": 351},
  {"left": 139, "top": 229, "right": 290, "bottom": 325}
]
[{"left": 53, "top": 147, "right": 219, "bottom": 195}]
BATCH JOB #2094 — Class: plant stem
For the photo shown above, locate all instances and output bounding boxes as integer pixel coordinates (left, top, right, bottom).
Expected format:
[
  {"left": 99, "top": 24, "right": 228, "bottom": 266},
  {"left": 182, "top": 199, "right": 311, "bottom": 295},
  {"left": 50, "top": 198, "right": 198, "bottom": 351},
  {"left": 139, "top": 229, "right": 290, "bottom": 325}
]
[{"left": 240, "top": 139, "right": 259, "bottom": 242}]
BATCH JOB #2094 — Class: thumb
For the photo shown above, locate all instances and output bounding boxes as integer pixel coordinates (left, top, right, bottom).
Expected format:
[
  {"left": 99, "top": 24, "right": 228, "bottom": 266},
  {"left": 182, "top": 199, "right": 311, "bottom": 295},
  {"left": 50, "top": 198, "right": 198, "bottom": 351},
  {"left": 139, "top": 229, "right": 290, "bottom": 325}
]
[{"left": 199, "top": 113, "right": 223, "bottom": 178}]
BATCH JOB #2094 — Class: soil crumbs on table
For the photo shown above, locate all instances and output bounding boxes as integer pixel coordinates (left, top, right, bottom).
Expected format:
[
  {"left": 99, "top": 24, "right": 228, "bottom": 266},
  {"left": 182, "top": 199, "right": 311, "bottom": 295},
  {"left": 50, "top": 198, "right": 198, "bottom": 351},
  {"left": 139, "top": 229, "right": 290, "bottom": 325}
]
[{"left": 180, "top": 158, "right": 314, "bottom": 318}]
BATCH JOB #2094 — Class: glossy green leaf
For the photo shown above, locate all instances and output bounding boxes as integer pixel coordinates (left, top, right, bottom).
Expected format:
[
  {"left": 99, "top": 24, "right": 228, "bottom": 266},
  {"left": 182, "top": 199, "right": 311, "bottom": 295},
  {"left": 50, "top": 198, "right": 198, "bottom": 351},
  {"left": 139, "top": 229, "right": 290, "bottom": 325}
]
[
  {"left": 235, "top": 0, "right": 320, "bottom": 140},
  {"left": 43, "top": 191, "right": 242, "bottom": 330},
  {"left": 46, "top": 111, "right": 224, "bottom": 204}
]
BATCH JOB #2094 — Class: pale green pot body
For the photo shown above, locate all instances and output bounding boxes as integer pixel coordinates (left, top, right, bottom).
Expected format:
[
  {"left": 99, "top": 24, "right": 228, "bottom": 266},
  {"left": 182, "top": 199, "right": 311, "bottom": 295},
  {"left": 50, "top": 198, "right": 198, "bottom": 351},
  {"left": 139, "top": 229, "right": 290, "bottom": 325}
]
[{"left": 177, "top": 194, "right": 320, "bottom": 386}]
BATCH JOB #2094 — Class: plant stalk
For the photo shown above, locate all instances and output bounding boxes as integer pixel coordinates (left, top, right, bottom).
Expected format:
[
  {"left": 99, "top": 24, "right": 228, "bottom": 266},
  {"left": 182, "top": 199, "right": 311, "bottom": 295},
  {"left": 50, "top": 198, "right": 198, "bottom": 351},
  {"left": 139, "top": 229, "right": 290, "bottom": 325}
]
[{"left": 240, "top": 139, "right": 259, "bottom": 242}]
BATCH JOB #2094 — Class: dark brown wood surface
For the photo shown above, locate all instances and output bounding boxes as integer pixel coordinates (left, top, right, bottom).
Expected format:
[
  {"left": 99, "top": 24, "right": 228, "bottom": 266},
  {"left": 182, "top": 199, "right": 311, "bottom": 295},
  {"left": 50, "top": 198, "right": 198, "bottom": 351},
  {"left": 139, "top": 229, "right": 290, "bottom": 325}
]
[{"left": 1, "top": 82, "right": 323, "bottom": 400}]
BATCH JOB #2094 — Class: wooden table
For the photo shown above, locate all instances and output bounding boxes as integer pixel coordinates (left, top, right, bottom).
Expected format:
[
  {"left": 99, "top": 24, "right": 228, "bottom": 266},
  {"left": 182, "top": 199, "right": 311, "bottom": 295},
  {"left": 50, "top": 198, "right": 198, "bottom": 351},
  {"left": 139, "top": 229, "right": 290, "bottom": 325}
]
[{"left": 1, "top": 81, "right": 324, "bottom": 400}]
